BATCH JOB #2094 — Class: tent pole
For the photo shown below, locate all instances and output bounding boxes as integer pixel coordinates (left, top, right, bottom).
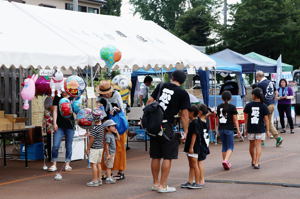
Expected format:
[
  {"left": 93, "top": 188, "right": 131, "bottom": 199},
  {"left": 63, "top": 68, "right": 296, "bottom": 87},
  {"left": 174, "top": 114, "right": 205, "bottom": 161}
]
[
  {"left": 214, "top": 69, "right": 217, "bottom": 108},
  {"left": 90, "top": 65, "right": 94, "bottom": 109}
]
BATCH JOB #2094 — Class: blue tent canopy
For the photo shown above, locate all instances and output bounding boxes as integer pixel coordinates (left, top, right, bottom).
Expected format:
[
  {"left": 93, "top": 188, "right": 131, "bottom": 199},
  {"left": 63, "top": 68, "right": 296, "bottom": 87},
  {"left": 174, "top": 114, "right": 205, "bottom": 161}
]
[
  {"left": 210, "top": 55, "right": 242, "bottom": 73},
  {"left": 211, "top": 49, "right": 277, "bottom": 73},
  {"left": 131, "top": 68, "right": 176, "bottom": 76}
]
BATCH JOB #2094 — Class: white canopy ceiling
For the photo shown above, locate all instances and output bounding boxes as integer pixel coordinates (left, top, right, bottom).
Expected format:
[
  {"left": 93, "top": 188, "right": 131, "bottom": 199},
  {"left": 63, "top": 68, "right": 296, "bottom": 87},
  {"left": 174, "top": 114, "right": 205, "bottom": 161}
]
[{"left": 0, "top": 1, "right": 215, "bottom": 70}]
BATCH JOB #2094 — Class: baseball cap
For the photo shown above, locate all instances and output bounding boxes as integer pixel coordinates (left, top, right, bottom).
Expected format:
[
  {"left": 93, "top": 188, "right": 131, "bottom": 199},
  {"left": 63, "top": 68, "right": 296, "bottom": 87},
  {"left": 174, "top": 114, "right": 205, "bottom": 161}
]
[{"left": 171, "top": 70, "right": 186, "bottom": 84}]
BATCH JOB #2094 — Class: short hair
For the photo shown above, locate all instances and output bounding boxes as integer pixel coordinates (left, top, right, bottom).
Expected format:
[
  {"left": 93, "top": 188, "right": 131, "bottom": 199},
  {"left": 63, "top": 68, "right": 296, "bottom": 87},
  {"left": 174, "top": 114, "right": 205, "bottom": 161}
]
[
  {"left": 144, "top": 76, "right": 153, "bottom": 83},
  {"left": 221, "top": 91, "right": 232, "bottom": 102},
  {"left": 171, "top": 70, "right": 186, "bottom": 84},
  {"left": 197, "top": 104, "right": 208, "bottom": 115},
  {"left": 188, "top": 105, "right": 199, "bottom": 117},
  {"left": 256, "top": 71, "right": 264, "bottom": 78}
]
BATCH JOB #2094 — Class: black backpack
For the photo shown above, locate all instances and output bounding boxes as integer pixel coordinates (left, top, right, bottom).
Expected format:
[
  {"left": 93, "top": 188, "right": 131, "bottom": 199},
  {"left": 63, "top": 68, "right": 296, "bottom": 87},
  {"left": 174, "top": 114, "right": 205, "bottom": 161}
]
[{"left": 141, "top": 83, "right": 164, "bottom": 137}]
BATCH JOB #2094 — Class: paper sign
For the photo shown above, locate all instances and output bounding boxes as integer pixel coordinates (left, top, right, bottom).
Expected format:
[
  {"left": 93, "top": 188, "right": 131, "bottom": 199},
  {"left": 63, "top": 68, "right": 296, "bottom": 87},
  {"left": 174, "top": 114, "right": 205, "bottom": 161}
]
[
  {"left": 187, "top": 68, "right": 196, "bottom": 75},
  {"left": 86, "top": 87, "right": 97, "bottom": 99},
  {"left": 39, "top": 69, "right": 55, "bottom": 77}
]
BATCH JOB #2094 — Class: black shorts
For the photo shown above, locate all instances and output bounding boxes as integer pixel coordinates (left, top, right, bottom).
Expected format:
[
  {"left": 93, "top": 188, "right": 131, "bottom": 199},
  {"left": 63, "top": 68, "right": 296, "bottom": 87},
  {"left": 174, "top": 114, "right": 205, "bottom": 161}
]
[{"left": 150, "top": 135, "right": 180, "bottom": 159}]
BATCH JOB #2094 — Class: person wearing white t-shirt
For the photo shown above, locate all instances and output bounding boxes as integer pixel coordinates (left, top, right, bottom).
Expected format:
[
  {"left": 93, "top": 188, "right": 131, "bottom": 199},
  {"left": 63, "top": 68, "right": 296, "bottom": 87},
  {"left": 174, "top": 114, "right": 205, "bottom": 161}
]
[{"left": 139, "top": 76, "right": 153, "bottom": 106}]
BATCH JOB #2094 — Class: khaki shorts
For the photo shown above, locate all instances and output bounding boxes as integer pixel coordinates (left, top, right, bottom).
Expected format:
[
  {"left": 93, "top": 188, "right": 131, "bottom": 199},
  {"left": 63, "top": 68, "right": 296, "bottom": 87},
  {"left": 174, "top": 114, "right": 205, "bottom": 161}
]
[
  {"left": 89, "top": 148, "right": 103, "bottom": 164},
  {"left": 104, "top": 153, "right": 115, "bottom": 169},
  {"left": 248, "top": 133, "right": 266, "bottom": 141}
]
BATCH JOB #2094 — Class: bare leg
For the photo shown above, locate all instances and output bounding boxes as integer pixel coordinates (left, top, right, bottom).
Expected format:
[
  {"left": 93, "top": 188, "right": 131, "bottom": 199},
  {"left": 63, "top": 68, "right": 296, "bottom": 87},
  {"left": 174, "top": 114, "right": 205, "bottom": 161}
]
[
  {"left": 106, "top": 168, "right": 112, "bottom": 178},
  {"left": 188, "top": 157, "right": 195, "bottom": 183},
  {"left": 97, "top": 163, "right": 102, "bottom": 180},
  {"left": 254, "top": 140, "right": 262, "bottom": 165},
  {"left": 159, "top": 159, "right": 172, "bottom": 188},
  {"left": 189, "top": 157, "right": 200, "bottom": 184},
  {"left": 91, "top": 163, "right": 98, "bottom": 181},
  {"left": 198, "top": 161, "right": 205, "bottom": 184},
  {"left": 222, "top": 152, "right": 226, "bottom": 160},
  {"left": 151, "top": 158, "right": 161, "bottom": 186},
  {"left": 224, "top": 150, "right": 233, "bottom": 162},
  {"left": 249, "top": 140, "right": 255, "bottom": 165}
]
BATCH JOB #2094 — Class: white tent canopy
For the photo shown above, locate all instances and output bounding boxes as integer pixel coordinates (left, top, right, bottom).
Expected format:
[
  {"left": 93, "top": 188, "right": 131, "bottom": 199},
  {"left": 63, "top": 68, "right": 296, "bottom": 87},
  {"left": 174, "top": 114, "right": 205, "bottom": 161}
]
[{"left": 0, "top": 1, "right": 215, "bottom": 71}]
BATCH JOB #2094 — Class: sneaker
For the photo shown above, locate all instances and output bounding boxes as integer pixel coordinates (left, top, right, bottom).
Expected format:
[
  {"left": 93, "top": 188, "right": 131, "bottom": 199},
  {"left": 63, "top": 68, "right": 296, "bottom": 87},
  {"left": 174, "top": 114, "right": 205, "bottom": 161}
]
[
  {"left": 280, "top": 129, "right": 286, "bottom": 133},
  {"left": 222, "top": 160, "right": 231, "bottom": 170},
  {"left": 276, "top": 137, "right": 283, "bottom": 147},
  {"left": 151, "top": 185, "right": 159, "bottom": 191},
  {"left": 188, "top": 183, "right": 204, "bottom": 189},
  {"left": 253, "top": 164, "right": 260, "bottom": 169},
  {"left": 98, "top": 180, "right": 103, "bottom": 186},
  {"left": 105, "top": 177, "right": 116, "bottom": 184},
  {"left": 86, "top": 181, "right": 99, "bottom": 187},
  {"left": 290, "top": 130, "right": 295, "bottom": 134},
  {"left": 48, "top": 165, "right": 57, "bottom": 172},
  {"left": 157, "top": 186, "right": 176, "bottom": 193},
  {"left": 64, "top": 165, "right": 72, "bottom": 171},
  {"left": 180, "top": 182, "right": 192, "bottom": 188}
]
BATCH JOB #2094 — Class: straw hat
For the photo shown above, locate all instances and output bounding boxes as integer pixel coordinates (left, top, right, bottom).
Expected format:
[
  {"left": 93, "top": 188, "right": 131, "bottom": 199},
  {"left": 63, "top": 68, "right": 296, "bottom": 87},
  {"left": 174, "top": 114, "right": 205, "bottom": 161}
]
[{"left": 96, "top": 80, "right": 114, "bottom": 95}]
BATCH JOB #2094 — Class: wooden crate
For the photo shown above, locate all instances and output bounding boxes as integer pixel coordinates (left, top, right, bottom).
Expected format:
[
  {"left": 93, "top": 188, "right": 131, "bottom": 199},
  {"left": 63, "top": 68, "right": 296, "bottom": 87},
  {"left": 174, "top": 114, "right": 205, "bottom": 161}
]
[{"left": 0, "top": 118, "right": 13, "bottom": 131}]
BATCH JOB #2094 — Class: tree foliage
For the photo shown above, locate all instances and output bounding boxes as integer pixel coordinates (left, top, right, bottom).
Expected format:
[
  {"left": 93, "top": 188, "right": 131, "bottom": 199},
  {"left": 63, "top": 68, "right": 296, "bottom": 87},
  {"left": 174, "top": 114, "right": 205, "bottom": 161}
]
[
  {"left": 101, "top": 0, "right": 122, "bottom": 16},
  {"left": 129, "top": 0, "right": 187, "bottom": 30},
  {"left": 222, "top": 0, "right": 300, "bottom": 68},
  {"left": 174, "top": 6, "right": 215, "bottom": 46}
]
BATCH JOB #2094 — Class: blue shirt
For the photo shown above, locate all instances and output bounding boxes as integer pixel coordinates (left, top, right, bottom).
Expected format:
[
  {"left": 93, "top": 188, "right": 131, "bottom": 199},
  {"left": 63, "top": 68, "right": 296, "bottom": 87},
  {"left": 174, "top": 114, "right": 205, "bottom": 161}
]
[{"left": 257, "top": 79, "right": 276, "bottom": 106}]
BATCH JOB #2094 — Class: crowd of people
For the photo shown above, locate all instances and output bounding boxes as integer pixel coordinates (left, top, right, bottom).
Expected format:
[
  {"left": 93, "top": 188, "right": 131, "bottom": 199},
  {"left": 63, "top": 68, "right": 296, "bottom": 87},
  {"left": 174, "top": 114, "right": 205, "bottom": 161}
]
[{"left": 43, "top": 69, "right": 295, "bottom": 192}]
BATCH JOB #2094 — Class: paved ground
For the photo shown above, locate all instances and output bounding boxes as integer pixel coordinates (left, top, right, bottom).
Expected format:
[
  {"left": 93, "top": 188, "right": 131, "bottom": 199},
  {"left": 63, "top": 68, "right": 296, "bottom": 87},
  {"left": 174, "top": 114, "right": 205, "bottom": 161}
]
[{"left": 1, "top": 128, "right": 300, "bottom": 199}]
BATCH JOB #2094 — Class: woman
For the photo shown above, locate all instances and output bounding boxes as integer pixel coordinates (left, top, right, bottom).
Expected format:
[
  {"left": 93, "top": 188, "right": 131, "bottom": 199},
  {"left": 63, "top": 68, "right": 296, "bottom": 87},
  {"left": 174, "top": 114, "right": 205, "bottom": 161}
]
[
  {"left": 48, "top": 92, "right": 75, "bottom": 172},
  {"left": 277, "top": 79, "right": 294, "bottom": 134},
  {"left": 97, "top": 80, "right": 127, "bottom": 180}
]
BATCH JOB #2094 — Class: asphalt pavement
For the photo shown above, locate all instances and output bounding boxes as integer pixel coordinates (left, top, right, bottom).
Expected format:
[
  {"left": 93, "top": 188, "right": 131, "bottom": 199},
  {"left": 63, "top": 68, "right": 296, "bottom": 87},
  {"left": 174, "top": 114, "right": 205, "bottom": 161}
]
[{"left": 0, "top": 128, "right": 300, "bottom": 199}]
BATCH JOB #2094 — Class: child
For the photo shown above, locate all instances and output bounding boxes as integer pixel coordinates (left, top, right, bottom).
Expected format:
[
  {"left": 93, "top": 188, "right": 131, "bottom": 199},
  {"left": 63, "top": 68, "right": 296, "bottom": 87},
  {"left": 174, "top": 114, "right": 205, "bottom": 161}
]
[
  {"left": 181, "top": 105, "right": 202, "bottom": 189},
  {"left": 103, "top": 119, "right": 120, "bottom": 184},
  {"left": 217, "top": 91, "right": 240, "bottom": 170},
  {"left": 244, "top": 88, "right": 270, "bottom": 169},
  {"left": 86, "top": 109, "right": 106, "bottom": 187},
  {"left": 197, "top": 104, "right": 210, "bottom": 186}
]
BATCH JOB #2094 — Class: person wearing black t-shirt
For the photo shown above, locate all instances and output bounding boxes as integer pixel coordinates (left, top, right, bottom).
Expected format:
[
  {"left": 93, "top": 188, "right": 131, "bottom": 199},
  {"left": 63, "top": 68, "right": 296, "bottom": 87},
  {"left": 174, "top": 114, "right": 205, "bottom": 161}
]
[
  {"left": 256, "top": 71, "right": 283, "bottom": 147},
  {"left": 244, "top": 88, "right": 270, "bottom": 169},
  {"left": 182, "top": 106, "right": 202, "bottom": 189},
  {"left": 147, "top": 70, "right": 190, "bottom": 193},
  {"left": 217, "top": 91, "right": 240, "bottom": 170},
  {"left": 48, "top": 92, "right": 75, "bottom": 172},
  {"left": 219, "top": 75, "right": 239, "bottom": 95}
]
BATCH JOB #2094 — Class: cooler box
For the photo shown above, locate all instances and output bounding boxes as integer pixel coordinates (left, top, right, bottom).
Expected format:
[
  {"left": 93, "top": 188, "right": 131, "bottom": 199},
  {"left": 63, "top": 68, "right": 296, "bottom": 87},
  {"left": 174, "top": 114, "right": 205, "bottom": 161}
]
[
  {"left": 209, "top": 95, "right": 243, "bottom": 107},
  {"left": 20, "top": 142, "right": 44, "bottom": 160},
  {"left": 57, "top": 136, "right": 85, "bottom": 162}
]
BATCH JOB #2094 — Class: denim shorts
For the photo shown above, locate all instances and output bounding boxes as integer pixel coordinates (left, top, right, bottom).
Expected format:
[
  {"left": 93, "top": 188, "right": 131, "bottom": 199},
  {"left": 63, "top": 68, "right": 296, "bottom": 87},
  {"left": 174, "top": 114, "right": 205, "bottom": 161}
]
[{"left": 219, "top": 129, "right": 234, "bottom": 152}]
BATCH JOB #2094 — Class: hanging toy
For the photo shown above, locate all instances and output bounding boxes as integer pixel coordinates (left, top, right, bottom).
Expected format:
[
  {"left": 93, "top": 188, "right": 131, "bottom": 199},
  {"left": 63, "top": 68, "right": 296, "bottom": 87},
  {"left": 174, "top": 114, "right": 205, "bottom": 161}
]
[
  {"left": 50, "top": 70, "right": 65, "bottom": 97},
  {"left": 65, "top": 75, "right": 86, "bottom": 98},
  {"left": 35, "top": 76, "right": 51, "bottom": 96},
  {"left": 77, "top": 108, "right": 93, "bottom": 129},
  {"left": 71, "top": 95, "right": 86, "bottom": 114},
  {"left": 100, "top": 45, "right": 122, "bottom": 72},
  {"left": 112, "top": 75, "right": 131, "bottom": 90},
  {"left": 59, "top": 98, "right": 73, "bottom": 118},
  {"left": 20, "top": 74, "right": 38, "bottom": 110}
]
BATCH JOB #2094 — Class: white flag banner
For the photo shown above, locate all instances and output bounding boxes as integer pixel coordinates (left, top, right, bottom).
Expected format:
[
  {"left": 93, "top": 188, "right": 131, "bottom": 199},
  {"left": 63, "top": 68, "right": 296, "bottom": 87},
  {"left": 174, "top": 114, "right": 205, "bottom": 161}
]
[{"left": 276, "top": 55, "right": 282, "bottom": 88}]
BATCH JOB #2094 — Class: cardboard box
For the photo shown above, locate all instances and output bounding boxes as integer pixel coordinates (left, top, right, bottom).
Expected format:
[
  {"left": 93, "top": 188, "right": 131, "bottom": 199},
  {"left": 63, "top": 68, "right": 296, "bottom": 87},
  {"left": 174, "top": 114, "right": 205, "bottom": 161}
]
[{"left": 0, "top": 111, "right": 4, "bottom": 118}]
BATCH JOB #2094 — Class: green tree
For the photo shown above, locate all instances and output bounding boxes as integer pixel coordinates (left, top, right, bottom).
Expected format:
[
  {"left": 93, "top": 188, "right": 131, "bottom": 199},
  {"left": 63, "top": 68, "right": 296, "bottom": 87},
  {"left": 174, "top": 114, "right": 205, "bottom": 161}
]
[
  {"left": 174, "top": 6, "right": 216, "bottom": 45},
  {"left": 101, "top": 0, "right": 122, "bottom": 16},
  {"left": 129, "top": 0, "right": 187, "bottom": 30},
  {"left": 222, "top": 0, "right": 300, "bottom": 67}
]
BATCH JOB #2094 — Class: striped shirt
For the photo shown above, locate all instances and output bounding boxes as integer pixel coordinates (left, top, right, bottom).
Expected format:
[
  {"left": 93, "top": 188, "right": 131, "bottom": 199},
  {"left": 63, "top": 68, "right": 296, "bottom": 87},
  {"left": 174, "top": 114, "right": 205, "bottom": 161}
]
[{"left": 90, "top": 124, "right": 105, "bottom": 149}]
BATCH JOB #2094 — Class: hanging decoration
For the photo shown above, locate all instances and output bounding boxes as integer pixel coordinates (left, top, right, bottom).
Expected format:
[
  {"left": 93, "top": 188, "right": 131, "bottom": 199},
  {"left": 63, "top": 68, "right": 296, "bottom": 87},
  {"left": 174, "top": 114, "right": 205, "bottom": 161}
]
[{"left": 20, "top": 74, "right": 38, "bottom": 110}]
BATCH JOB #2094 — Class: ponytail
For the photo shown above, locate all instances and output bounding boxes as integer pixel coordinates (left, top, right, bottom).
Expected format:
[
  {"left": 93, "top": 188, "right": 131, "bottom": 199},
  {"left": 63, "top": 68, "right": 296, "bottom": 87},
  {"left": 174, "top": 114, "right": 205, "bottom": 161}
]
[{"left": 221, "top": 91, "right": 232, "bottom": 115}]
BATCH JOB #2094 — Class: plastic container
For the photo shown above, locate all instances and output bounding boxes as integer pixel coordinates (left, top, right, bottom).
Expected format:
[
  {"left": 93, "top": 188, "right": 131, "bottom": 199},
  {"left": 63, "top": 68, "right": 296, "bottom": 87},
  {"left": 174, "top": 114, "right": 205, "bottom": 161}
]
[{"left": 20, "top": 142, "right": 44, "bottom": 160}]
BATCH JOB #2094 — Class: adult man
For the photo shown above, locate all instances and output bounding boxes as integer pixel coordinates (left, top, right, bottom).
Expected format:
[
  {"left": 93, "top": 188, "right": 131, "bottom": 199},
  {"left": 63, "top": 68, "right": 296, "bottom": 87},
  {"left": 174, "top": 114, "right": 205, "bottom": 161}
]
[
  {"left": 147, "top": 70, "right": 190, "bottom": 193},
  {"left": 139, "top": 75, "right": 153, "bottom": 106},
  {"left": 219, "top": 75, "right": 239, "bottom": 95},
  {"left": 256, "top": 71, "right": 283, "bottom": 147}
]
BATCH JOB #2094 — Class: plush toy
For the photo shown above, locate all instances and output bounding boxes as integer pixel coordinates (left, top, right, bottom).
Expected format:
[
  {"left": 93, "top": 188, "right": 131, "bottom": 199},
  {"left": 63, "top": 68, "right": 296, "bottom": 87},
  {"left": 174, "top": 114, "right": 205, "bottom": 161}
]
[
  {"left": 20, "top": 74, "right": 38, "bottom": 110},
  {"left": 112, "top": 75, "right": 131, "bottom": 90},
  {"left": 50, "top": 70, "right": 65, "bottom": 97}
]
